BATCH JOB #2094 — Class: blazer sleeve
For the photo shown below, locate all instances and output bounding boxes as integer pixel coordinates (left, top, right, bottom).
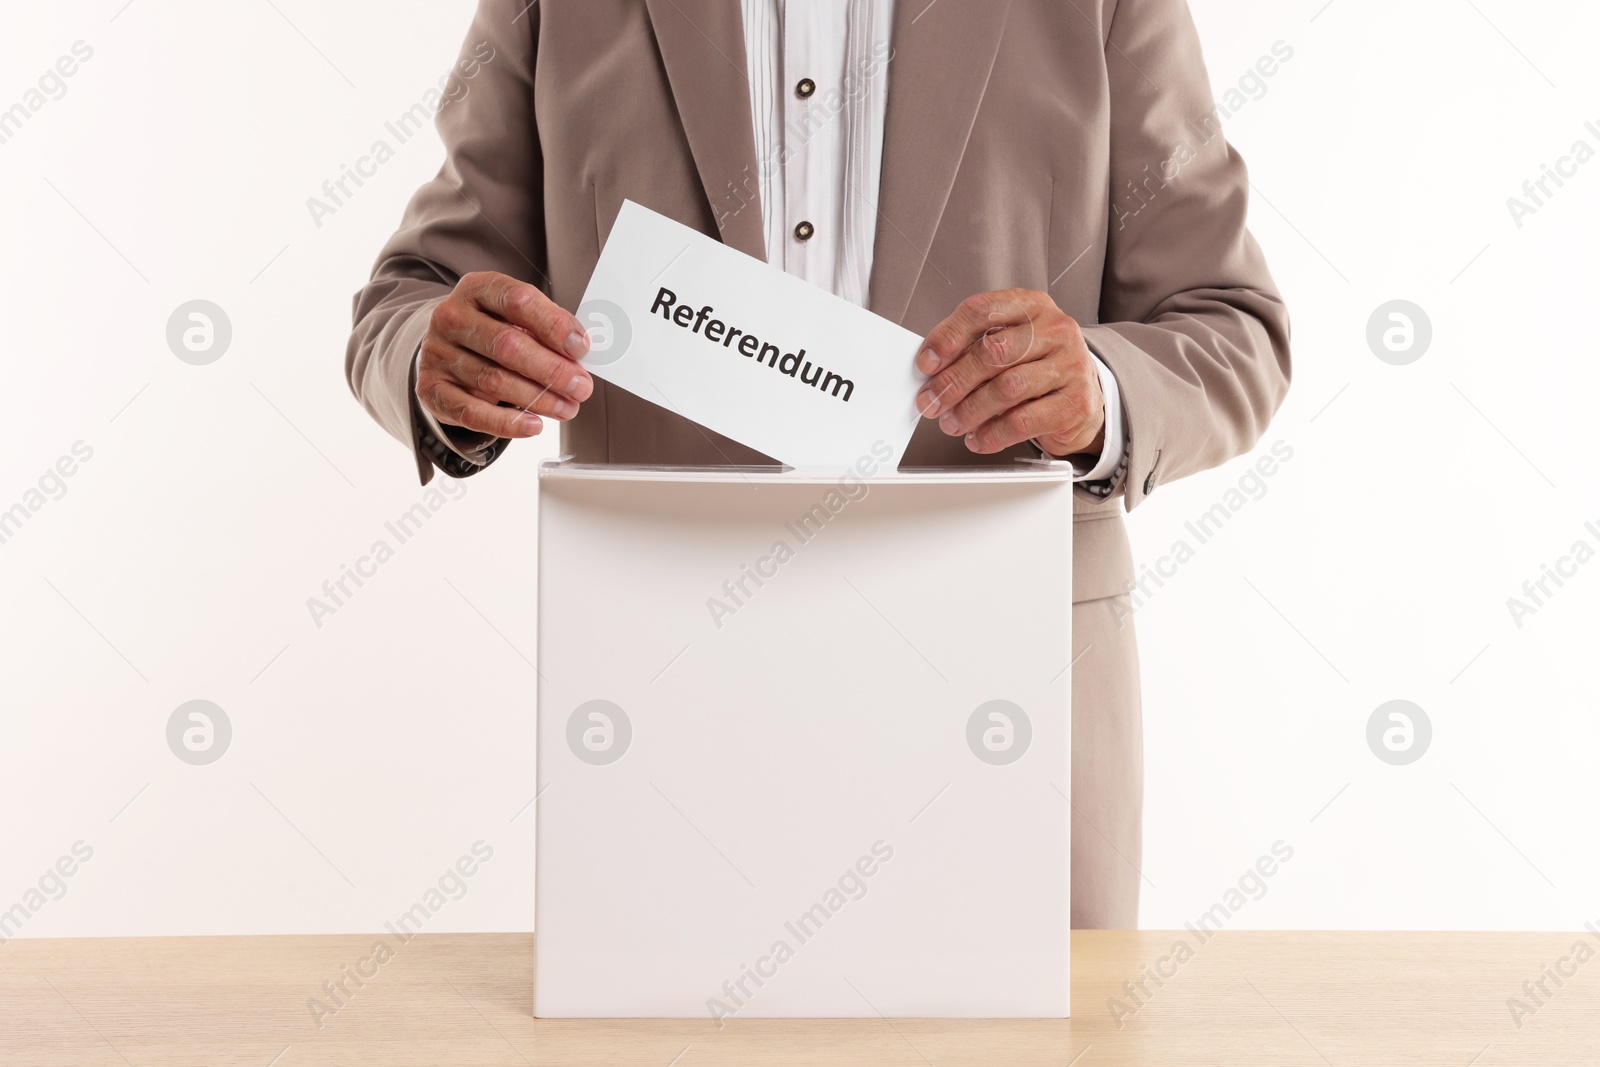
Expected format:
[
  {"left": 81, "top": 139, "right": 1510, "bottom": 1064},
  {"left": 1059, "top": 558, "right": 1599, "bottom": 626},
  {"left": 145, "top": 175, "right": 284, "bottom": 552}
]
[
  {"left": 1082, "top": 0, "right": 1293, "bottom": 511},
  {"left": 344, "top": 0, "right": 544, "bottom": 485}
]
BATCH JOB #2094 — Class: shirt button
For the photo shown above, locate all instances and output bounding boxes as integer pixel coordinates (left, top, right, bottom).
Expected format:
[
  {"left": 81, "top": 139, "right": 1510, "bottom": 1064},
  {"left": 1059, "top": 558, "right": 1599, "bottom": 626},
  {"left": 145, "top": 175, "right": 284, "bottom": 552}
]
[
  {"left": 1143, "top": 472, "right": 1156, "bottom": 495},
  {"left": 793, "top": 220, "right": 815, "bottom": 242},
  {"left": 795, "top": 78, "right": 816, "bottom": 99}
]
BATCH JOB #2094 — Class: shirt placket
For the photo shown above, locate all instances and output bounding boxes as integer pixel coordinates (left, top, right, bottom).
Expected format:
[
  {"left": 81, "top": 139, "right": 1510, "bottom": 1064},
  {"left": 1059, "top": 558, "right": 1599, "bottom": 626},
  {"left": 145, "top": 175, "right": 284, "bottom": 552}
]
[{"left": 780, "top": 4, "right": 838, "bottom": 291}]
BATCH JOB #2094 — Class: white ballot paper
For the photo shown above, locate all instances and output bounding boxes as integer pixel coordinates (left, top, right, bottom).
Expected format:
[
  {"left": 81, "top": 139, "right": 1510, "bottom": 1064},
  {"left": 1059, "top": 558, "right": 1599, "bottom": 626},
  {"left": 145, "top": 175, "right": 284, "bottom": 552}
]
[{"left": 575, "top": 199, "right": 926, "bottom": 473}]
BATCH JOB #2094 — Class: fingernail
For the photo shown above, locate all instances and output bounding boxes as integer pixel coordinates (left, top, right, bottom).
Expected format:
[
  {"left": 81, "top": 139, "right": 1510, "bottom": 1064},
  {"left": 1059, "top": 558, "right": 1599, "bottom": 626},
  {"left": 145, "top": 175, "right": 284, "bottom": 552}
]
[
  {"left": 553, "top": 398, "right": 578, "bottom": 419},
  {"left": 519, "top": 413, "right": 542, "bottom": 435},
  {"left": 917, "top": 390, "right": 939, "bottom": 416},
  {"left": 569, "top": 375, "right": 593, "bottom": 401},
  {"left": 940, "top": 413, "right": 961, "bottom": 435},
  {"left": 917, "top": 348, "right": 940, "bottom": 374},
  {"left": 564, "top": 330, "right": 590, "bottom": 360}
]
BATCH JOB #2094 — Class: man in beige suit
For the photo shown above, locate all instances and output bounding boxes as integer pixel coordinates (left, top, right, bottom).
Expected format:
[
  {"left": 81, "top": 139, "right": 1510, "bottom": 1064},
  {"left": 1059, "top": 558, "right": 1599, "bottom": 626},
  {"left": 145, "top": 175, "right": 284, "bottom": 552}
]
[{"left": 347, "top": 0, "right": 1290, "bottom": 929}]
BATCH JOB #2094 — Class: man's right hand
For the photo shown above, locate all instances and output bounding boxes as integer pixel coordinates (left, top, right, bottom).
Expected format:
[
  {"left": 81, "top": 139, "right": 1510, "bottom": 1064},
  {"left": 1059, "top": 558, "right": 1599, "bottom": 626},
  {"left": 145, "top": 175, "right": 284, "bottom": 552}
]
[{"left": 416, "top": 271, "right": 594, "bottom": 438}]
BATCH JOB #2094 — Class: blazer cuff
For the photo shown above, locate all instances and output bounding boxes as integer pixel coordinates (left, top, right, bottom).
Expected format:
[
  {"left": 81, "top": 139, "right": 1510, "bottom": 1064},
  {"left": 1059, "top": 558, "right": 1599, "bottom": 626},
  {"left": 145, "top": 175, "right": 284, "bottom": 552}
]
[{"left": 1077, "top": 323, "right": 1167, "bottom": 511}]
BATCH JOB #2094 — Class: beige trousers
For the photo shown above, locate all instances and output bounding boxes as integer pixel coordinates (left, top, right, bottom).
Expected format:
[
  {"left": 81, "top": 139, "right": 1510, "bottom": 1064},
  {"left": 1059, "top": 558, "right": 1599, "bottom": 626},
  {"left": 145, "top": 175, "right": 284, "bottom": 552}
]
[{"left": 1069, "top": 594, "right": 1144, "bottom": 929}]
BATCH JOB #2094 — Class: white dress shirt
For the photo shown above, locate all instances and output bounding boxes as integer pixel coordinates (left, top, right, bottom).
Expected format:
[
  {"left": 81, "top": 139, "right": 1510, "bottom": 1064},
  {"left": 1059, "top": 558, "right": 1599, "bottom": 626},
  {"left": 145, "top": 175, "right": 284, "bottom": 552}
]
[{"left": 737, "top": 0, "right": 1125, "bottom": 481}]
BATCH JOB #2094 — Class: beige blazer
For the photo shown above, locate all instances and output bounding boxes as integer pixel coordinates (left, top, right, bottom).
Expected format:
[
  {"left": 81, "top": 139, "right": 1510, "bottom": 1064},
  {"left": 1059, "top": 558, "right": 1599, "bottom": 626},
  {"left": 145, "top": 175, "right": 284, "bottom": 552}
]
[{"left": 346, "top": 0, "right": 1291, "bottom": 607}]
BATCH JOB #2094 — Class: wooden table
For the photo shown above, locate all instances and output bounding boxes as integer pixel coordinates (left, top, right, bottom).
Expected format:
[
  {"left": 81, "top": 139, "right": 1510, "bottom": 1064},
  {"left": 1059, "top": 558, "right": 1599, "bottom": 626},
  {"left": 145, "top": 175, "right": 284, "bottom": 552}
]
[{"left": 2, "top": 932, "right": 1595, "bottom": 1065}]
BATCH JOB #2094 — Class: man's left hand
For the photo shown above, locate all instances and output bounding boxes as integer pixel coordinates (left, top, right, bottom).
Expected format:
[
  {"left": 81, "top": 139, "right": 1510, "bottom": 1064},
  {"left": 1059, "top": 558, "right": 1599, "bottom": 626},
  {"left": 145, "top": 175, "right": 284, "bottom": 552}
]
[{"left": 915, "top": 289, "right": 1105, "bottom": 458}]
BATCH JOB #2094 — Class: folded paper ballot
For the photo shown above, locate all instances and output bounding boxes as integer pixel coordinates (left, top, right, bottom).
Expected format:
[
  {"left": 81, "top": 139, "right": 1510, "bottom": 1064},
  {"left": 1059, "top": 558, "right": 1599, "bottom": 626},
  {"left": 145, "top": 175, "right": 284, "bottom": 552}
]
[{"left": 575, "top": 200, "right": 927, "bottom": 473}]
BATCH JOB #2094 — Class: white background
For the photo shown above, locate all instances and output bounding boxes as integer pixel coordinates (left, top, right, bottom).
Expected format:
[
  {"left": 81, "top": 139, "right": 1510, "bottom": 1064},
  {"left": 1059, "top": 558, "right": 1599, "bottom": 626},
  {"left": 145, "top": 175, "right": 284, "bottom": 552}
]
[{"left": 1, "top": 0, "right": 1596, "bottom": 938}]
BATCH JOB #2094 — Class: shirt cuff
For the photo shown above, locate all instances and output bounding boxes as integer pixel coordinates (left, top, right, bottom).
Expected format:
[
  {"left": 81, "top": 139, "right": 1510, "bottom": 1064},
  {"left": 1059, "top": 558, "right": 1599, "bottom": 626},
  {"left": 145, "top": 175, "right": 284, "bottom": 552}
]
[{"left": 1035, "top": 353, "right": 1126, "bottom": 483}]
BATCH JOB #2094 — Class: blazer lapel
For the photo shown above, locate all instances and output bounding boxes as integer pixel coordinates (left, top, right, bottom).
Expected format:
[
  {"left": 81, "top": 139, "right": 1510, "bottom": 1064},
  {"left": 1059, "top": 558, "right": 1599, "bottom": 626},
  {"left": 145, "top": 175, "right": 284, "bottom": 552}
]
[
  {"left": 868, "top": 0, "right": 1013, "bottom": 324},
  {"left": 643, "top": 0, "right": 768, "bottom": 262}
]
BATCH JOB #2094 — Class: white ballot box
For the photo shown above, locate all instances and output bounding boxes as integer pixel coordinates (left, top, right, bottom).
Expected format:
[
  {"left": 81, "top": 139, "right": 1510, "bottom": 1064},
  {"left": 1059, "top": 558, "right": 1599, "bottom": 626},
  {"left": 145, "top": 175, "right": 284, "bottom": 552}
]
[{"left": 534, "top": 460, "right": 1074, "bottom": 1019}]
